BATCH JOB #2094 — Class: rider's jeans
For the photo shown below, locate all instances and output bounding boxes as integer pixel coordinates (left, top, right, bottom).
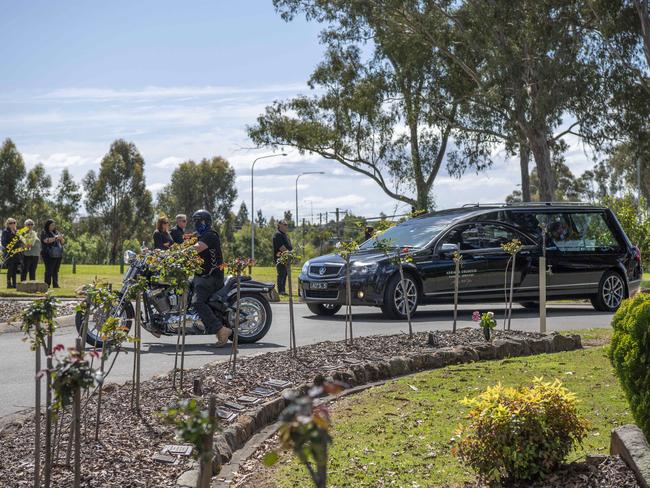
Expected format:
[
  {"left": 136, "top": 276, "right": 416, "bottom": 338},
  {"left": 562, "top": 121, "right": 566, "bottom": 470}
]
[{"left": 192, "top": 273, "right": 225, "bottom": 332}]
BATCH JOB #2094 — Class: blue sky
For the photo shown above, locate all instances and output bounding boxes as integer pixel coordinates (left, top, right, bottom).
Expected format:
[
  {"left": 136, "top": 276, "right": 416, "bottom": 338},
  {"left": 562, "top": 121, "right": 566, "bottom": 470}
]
[{"left": 0, "top": 1, "right": 594, "bottom": 221}]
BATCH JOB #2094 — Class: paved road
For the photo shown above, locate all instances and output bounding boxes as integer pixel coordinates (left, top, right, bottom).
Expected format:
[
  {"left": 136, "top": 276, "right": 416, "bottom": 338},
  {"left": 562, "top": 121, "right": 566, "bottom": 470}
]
[{"left": 0, "top": 302, "right": 612, "bottom": 419}]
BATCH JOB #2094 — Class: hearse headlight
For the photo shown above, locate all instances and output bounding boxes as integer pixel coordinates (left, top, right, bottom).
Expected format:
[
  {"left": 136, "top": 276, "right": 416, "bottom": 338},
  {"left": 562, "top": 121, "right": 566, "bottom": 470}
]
[
  {"left": 301, "top": 260, "right": 310, "bottom": 274},
  {"left": 350, "top": 262, "right": 378, "bottom": 275}
]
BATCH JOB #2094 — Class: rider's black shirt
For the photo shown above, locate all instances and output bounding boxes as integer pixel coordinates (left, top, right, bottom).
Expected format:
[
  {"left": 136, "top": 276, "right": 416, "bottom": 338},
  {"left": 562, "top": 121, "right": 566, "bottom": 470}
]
[{"left": 198, "top": 229, "right": 223, "bottom": 277}]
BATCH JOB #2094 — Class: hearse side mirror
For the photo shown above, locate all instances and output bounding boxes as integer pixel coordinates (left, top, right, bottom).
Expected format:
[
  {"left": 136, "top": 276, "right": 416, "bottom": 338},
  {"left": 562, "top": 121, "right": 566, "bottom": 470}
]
[{"left": 439, "top": 242, "right": 460, "bottom": 257}]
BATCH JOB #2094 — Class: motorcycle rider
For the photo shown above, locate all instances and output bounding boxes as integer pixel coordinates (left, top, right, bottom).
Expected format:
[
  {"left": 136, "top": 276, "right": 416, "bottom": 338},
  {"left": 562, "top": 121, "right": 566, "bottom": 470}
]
[{"left": 191, "top": 209, "right": 233, "bottom": 346}]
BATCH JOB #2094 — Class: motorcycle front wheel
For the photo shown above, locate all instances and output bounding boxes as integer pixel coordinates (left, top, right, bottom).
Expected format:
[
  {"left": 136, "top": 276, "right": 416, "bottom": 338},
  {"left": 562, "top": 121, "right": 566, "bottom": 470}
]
[
  {"left": 228, "top": 292, "right": 273, "bottom": 344},
  {"left": 75, "top": 299, "right": 135, "bottom": 349}
]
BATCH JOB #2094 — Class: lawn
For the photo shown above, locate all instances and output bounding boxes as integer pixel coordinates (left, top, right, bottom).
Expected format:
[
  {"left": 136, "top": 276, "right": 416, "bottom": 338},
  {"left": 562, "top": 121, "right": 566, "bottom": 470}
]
[
  {"left": 269, "top": 336, "right": 631, "bottom": 487},
  {"left": 643, "top": 272, "right": 650, "bottom": 289},
  {"left": 0, "top": 264, "right": 301, "bottom": 299}
]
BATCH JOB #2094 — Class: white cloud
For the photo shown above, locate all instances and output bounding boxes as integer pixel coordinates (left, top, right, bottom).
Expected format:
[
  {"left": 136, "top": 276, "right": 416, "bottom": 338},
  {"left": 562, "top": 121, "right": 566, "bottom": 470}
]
[
  {"left": 22, "top": 152, "right": 87, "bottom": 169},
  {"left": 147, "top": 182, "right": 167, "bottom": 194},
  {"left": 154, "top": 156, "right": 184, "bottom": 169}
]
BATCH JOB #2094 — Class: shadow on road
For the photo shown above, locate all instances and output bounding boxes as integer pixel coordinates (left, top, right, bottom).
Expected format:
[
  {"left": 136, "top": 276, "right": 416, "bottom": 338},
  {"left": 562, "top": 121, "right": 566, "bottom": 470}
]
[
  {"left": 302, "top": 305, "right": 608, "bottom": 323},
  {"left": 141, "top": 340, "right": 286, "bottom": 355}
]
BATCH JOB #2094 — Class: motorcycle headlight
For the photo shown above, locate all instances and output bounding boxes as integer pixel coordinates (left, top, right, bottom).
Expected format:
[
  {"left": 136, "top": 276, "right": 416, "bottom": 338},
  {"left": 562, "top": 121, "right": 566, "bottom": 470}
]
[
  {"left": 124, "top": 250, "right": 136, "bottom": 264},
  {"left": 301, "top": 260, "right": 310, "bottom": 274},
  {"left": 350, "top": 262, "right": 378, "bottom": 275}
]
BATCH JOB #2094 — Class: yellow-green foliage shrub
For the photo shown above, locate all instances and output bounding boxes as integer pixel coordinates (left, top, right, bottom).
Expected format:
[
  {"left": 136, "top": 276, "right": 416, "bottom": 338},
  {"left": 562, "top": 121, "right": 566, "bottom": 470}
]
[
  {"left": 609, "top": 293, "right": 650, "bottom": 438},
  {"left": 453, "top": 378, "right": 589, "bottom": 483}
]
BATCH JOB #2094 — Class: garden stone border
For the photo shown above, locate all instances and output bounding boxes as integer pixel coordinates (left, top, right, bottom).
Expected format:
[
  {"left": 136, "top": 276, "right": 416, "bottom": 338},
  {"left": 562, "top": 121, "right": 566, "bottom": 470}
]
[
  {"left": 611, "top": 424, "right": 650, "bottom": 488},
  {"left": 175, "top": 332, "right": 583, "bottom": 487}
]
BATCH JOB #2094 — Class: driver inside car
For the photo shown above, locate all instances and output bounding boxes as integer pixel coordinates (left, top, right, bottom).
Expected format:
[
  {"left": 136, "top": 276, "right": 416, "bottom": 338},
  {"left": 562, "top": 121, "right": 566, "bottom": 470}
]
[{"left": 191, "top": 209, "right": 233, "bottom": 347}]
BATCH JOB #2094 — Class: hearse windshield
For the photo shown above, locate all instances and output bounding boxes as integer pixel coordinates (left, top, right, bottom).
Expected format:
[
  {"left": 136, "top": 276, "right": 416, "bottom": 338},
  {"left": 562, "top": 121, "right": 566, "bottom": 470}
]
[{"left": 359, "top": 216, "right": 450, "bottom": 249}]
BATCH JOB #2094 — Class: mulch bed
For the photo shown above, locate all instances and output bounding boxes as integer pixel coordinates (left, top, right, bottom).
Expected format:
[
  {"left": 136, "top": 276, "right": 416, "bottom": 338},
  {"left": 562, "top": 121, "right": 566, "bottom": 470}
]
[
  {"left": 0, "top": 300, "right": 79, "bottom": 324},
  {"left": 0, "top": 328, "right": 550, "bottom": 487}
]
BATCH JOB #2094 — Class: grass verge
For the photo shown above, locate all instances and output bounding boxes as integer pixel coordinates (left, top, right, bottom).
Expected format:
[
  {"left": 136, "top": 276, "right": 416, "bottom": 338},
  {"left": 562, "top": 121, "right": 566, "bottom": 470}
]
[
  {"left": 0, "top": 265, "right": 300, "bottom": 299},
  {"left": 269, "top": 344, "right": 629, "bottom": 487}
]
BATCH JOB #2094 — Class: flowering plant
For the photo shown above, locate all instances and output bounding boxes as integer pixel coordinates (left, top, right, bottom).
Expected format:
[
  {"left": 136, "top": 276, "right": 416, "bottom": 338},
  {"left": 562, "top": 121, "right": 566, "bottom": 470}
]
[
  {"left": 20, "top": 294, "right": 60, "bottom": 350},
  {"left": 220, "top": 256, "right": 255, "bottom": 275},
  {"left": 141, "top": 238, "right": 204, "bottom": 293},
  {"left": 472, "top": 311, "right": 496, "bottom": 340},
  {"left": 50, "top": 345, "right": 100, "bottom": 415}
]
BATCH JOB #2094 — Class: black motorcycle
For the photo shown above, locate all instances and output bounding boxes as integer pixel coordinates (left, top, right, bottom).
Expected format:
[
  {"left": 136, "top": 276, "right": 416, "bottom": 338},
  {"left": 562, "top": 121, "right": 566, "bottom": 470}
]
[{"left": 76, "top": 250, "right": 275, "bottom": 348}]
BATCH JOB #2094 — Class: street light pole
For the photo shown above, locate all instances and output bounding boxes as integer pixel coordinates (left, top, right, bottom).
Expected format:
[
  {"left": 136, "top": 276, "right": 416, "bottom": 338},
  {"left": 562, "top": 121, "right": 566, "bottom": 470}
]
[
  {"left": 251, "top": 153, "right": 287, "bottom": 261},
  {"left": 295, "top": 171, "right": 325, "bottom": 250}
]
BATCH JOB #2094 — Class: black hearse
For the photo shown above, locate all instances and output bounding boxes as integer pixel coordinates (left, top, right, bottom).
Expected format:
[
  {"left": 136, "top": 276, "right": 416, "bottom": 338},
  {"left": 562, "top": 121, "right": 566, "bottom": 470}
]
[{"left": 298, "top": 203, "right": 642, "bottom": 319}]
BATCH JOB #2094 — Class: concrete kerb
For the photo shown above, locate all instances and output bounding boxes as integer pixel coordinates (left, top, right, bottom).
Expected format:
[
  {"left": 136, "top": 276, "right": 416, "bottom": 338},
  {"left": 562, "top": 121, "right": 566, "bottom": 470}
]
[
  {"left": 199, "top": 332, "right": 582, "bottom": 487},
  {"left": 0, "top": 313, "right": 76, "bottom": 335},
  {"left": 611, "top": 424, "right": 650, "bottom": 488}
]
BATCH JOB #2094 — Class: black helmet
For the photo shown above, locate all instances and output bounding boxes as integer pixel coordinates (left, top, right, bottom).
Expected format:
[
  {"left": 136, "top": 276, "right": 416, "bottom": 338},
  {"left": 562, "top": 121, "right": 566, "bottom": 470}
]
[{"left": 192, "top": 209, "right": 213, "bottom": 233}]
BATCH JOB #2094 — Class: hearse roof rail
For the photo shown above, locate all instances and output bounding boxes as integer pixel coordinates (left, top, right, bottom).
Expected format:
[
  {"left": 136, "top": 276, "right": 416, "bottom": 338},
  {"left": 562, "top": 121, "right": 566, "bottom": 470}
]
[{"left": 461, "top": 201, "right": 597, "bottom": 208}]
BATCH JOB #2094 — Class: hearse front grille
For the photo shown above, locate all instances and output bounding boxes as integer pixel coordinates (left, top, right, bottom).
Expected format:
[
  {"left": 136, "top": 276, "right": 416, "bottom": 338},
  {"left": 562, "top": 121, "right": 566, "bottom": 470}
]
[{"left": 305, "top": 290, "right": 339, "bottom": 300}]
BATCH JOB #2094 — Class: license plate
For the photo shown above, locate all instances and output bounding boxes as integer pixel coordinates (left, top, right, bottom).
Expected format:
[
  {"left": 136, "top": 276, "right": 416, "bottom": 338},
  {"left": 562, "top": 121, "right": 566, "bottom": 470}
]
[{"left": 310, "top": 282, "right": 328, "bottom": 290}]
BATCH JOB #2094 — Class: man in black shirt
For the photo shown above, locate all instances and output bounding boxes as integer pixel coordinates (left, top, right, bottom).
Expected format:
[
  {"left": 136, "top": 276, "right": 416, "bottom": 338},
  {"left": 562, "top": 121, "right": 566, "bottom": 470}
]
[
  {"left": 191, "top": 209, "right": 231, "bottom": 346},
  {"left": 272, "top": 219, "right": 293, "bottom": 295},
  {"left": 170, "top": 214, "right": 187, "bottom": 244}
]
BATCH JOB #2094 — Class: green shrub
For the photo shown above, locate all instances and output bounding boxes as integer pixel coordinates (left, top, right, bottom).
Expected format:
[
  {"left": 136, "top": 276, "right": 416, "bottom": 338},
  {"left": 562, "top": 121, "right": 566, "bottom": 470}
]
[
  {"left": 453, "top": 378, "right": 589, "bottom": 483},
  {"left": 608, "top": 293, "right": 650, "bottom": 438}
]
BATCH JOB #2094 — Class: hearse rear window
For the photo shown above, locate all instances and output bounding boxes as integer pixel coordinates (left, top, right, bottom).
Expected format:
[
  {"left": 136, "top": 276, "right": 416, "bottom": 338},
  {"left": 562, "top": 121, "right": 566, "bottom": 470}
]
[{"left": 510, "top": 211, "right": 620, "bottom": 252}]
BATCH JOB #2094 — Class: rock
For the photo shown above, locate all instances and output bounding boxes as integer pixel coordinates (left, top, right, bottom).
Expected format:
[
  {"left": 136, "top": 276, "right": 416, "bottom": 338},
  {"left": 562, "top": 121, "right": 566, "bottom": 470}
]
[
  {"left": 453, "top": 346, "right": 480, "bottom": 362},
  {"left": 611, "top": 424, "right": 650, "bottom": 488},
  {"left": 332, "top": 369, "right": 354, "bottom": 387},
  {"left": 388, "top": 357, "right": 409, "bottom": 377},
  {"left": 176, "top": 469, "right": 199, "bottom": 487},
  {"left": 435, "top": 347, "right": 463, "bottom": 366},
  {"left": 529, "top": 337, "right": 552, "bottom": 354},
  {"left": 494, "top": 338, "right": 528, "bottom": 358},
  {"left": 469, "top": 342, "right": 496, "bottom": 360},
  {"left": 375, "top": 361, "right": 392, "bottom": 379},
  {"left": 363, "top": 363, "right": 381, "bottom": 382},
  {"left": 15, "top": 282, "right": 48, "bottom": 294},
  {"left": 349, "top": 364, "right": 367, "bottom": 384},
  {"left": 214, "top": 434, "right": 232, "bottom": 463},
  {"left": 546, "top": 333, "right": 579, "bottom": 352}
]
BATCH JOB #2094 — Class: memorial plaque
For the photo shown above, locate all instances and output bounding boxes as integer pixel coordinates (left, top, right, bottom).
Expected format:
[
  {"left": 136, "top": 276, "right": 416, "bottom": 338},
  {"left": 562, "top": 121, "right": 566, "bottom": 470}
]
[
  {"left": 152, "top": 453, "right": 178, "bottom": 464},
  {"left": 162, "top": 444, "right": 193, "bottom": 456},
  {"left": 236, "top": 395, "right": 261, "bottom": 405},
  {"left": 250, "top": 387, "right": 276, "bottom": 398},
  {"left": 264, "top": 379, "right": 292, "bottom": 389},
  {"left": 216, "top": 407, "right": 237, "bottom": 422},
  {"left": 224, "top": 401, "right": 246, "bottom": 411}
]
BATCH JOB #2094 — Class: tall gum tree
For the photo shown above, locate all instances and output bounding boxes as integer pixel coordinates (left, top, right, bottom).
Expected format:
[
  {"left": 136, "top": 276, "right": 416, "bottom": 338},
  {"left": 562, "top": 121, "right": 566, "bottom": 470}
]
[
  {"left": 84, "top": 140, "right": 153, "bottom": 264},
  {"left": 397, "top": 0, "right": 618, "bottom": 201},
  {"left": 249, "top": 0, "right": 496, "bottom": 212}
]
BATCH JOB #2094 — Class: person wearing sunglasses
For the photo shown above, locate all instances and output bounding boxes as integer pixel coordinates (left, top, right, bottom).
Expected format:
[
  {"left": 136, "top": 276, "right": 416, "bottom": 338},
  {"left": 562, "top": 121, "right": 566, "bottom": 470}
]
[
  {"left": 170, "top": 214, "right": 187, "bottom": 245},
  {"left": 153, "top": 216, "right": 173, "bottom": 250},
  {"left": 21, "top": 219, "right": 41, "bottom": 282},
  {"left": 1, "top": 218, "right": 21, "bottom": 288}
]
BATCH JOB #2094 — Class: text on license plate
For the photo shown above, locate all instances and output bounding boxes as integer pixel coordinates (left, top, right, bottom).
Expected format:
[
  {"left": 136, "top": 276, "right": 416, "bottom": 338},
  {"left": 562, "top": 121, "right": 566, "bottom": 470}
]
[{"left": 310, "top": 282, "right": 328, "bottom": 290}]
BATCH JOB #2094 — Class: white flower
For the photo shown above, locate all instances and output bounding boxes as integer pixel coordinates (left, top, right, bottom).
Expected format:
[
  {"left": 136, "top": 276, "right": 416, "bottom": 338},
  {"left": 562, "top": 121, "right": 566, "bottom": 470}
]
[{"left": 487, "top": 311, "right": 494, "bottom": 318}]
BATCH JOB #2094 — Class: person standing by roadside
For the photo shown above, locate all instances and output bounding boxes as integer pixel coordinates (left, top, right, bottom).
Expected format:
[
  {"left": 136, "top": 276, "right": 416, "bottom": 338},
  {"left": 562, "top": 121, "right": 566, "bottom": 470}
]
[
  {"left": 41, "top": 219, "right": 64, "bottom": 288},
  {"left": 170, "top": 214, "right": 187, "bottom": 244},
  {"left": 1, "top": 218, "right": 21, "bottom": 288},
  {"left": 21, "top": 219, "right": 41, "bottom": 281},
  {"left": 153, "top": 216, "right": 173, "bottom": 250},
  {"left": 273, "top": 220, "right": 293, "bottom": 296}
]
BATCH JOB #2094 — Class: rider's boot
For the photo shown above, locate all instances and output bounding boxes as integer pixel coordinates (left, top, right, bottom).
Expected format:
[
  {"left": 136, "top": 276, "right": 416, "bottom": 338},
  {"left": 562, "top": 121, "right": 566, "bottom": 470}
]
[{"left": 216, "top": 326, "right": 233, "bottom": 347}]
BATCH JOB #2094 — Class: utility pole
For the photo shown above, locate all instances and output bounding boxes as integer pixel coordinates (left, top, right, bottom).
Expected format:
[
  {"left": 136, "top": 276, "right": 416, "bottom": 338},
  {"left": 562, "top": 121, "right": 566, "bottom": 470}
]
[{"left": 335, "top": 208, "right": 340, "bottom": 240}]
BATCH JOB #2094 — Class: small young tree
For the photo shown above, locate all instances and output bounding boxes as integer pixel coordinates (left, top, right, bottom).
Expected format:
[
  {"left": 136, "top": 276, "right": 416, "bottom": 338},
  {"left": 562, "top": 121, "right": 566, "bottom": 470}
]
[
  {"left": 277, "top": 250, "right": 301, "bottom": 356},
  {"left": 334, "top": 241, "right": 359, "bottom": 346},
  {"left": 160, "top": 397, "right": 218, "bottom": 488},
  {"left": 500, "top": 239, "right": 523, "bottom": 331},
  {"left": 264, "top": 383, "right": 343, "bottom": 488},
  {"left": 220, "top": 257, "right": 255, "bottom": 376},
  {"left": 452, "top": 251, "right": 463, "bottom": 334},
  {"left": 21, "top": 293, "right": 59, "bottom": 488}
]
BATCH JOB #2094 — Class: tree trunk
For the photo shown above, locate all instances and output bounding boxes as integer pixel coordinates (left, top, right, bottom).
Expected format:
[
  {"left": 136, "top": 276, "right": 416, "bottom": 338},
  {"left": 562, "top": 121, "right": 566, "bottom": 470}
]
[
  {"left": 635, "top": 0, "right": 650, "bottom": 71},
  {"left": 519, "top": 143, "right": 531, "bottom": 201},
  {"left": 527, "top": 129, "right": 555, "bottom": 201}
]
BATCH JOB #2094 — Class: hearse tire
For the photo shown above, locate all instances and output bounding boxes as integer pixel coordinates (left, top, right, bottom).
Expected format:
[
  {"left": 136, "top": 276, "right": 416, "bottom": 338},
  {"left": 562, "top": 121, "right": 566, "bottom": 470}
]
[
  {"left": 307, "top": 303, "right": 342, "bottom": 316},
  {"left": 591, "top": 270, "right": 626, "bottom": 312},
  {"left": 380, "top": 273, "right": 419, "bottom": 320}
]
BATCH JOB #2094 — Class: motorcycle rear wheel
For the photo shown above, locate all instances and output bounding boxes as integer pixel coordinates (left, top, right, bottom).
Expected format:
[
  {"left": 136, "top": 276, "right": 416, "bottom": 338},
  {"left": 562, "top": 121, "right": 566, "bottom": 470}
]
[
  {"left": 228, "top": 292, "right": 273, "bottom": 343},
  {"left": 75, "top": 299, "right": 135, "bottom": 349}
]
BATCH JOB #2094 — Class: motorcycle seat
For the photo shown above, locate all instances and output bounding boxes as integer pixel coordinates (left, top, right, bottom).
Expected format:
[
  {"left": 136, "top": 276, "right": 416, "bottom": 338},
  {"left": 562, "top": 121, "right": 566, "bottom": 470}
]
[{"left": 209, "top": 275, "right": 252, "bottom": 302}]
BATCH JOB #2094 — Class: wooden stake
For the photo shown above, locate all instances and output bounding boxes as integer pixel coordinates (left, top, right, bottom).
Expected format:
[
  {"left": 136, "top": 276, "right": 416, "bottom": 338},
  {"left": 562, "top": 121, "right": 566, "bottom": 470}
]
[
  {"left": 135, "top": 296, "right": 141, "bottom": 412},
  {"left": 180, "top": 291, "right": 187, "bottom": 390},
  {"left": 44, "top": 331, "right": 53, "bottom": 487},
  {"left": 198, "top": 396, "right": 216, "bottom": 488},
  {"left": 507, "top": 254, "right": 517, "bottom": 331},
  {"left": 287, "top": 262, "right": 296, "bottom": 356},
  {"left": 230, "top": 273, "right": 241, "bottom": 376},
  {"left": 34, "top": 323, "right": 42, "bottom": 488},
  {"left": 452, "top": 258, "right": 460, "bottom": 334},
  {"left": 539, "top": 256, "right": 547, "bottom": 333},
  {"left": 73, "top": 338, "right": 82, "bottom": 488}
]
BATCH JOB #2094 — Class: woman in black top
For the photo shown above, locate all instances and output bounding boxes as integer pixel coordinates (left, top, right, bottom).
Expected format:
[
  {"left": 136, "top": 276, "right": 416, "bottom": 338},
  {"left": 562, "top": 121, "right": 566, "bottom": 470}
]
[
  {"left": 1, "top": 218, "right": 21, "bottom": 288},
  {"left": 40, "top": 219, "right": 64, "bottom": 288},
  {"left": 153, "top": 217, "right": 173, "bottom": 250}
]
